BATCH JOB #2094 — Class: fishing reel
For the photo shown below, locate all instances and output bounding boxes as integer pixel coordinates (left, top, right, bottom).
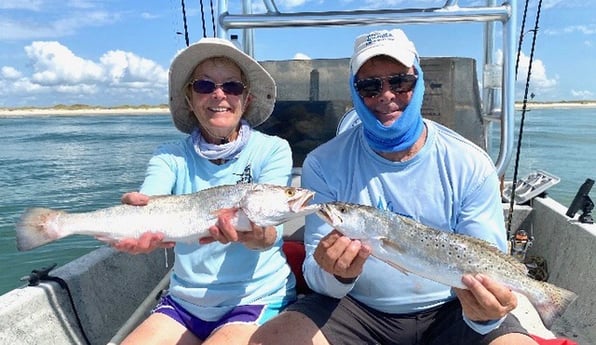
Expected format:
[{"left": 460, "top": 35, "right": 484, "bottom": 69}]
[
  {"left": 509, "top": 230, "right": 549, "bottom": 281},
  {"left": 510, "top": 229, "right": 533, "bottom": 262}
]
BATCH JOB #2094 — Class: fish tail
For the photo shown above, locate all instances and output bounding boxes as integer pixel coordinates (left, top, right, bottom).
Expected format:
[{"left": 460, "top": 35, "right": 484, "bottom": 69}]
[
  {"left": 15, "top": 208, "right": 67, "bottom": 251},
  {"left": 531, "top": 282, "right": 578, "bottom": 329}
]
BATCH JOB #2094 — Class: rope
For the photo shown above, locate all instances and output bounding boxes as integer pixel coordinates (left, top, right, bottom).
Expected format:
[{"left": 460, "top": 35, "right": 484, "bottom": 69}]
[
  {"left": 515, "top": 0, "right": 531, "bottom": 79},
  {"left": 21, "top": 264, "right": 92, "bottom": 345},
  {"left": 180, "top": 0, "right": 190, "bottom": 46},
  {"left": 210, "top": 0, "right": 216, "bottom": 36},
  {"left": 199, "top": 0, "right": 207, "bottom": 38},
  {"left": 506, "top": 0, "right": 544, "bottom": 238}
]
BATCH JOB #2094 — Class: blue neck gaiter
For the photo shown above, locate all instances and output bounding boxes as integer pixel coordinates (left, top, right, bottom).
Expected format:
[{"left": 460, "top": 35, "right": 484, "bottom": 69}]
[{"left": 351, "top": 62, "right": 425, "bottom": 152}]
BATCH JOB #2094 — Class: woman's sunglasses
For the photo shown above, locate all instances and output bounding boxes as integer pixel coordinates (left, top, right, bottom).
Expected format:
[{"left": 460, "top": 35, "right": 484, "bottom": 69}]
[
  {"left": 189, "top": 79, "right": 246, "bottom": 96},
  {"left": 354, "top": 73, "right": 417, "bottom": 98}
]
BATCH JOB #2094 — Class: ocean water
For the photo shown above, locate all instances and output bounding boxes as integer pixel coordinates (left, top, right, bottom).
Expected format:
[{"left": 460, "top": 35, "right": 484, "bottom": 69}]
[
  {"left": 0, "top": 114, "right": 182, "bottom": 295},
  {"left": 489, "top": 107, "right": 596, "bottom": 206},
  {"left": 0, "top": 108, "right": 594, "bottom": 295}
]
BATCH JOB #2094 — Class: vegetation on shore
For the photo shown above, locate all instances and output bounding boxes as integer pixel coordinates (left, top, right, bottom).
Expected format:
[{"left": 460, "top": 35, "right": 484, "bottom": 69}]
[
  {"left": 1, "top": 100, "right": 595, "bottom": 114},
  {"left": 1, "top": 104, "right": 169, "bottom": 111}
]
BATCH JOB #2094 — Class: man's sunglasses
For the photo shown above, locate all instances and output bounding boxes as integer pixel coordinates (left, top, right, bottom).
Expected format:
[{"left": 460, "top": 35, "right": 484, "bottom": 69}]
[
  {"left": 354, "top": 74, "right": 418, "bottom": 98},
  {"left": 189, "top": 79, "right": 246, "bottom": 96}
]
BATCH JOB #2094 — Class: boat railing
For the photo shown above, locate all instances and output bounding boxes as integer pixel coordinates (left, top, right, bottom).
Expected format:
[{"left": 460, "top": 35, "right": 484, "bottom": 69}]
[{"left": 215, "top": 0, "right": 517, "bottom": 177}]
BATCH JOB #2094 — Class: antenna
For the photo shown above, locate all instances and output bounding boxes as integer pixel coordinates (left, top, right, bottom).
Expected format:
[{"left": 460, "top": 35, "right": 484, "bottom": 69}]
[{"left": 565, "top": 178, "right": 594, "bottom": 224}]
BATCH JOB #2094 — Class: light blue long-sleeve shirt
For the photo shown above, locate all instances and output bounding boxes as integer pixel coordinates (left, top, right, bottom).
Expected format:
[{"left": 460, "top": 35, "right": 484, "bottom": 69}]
[
  {"left": 301, "top": 120, "right": 507, "bottom": 334},
  {"left": 140, "top": 129, "right": 296, "bottom": 321}
]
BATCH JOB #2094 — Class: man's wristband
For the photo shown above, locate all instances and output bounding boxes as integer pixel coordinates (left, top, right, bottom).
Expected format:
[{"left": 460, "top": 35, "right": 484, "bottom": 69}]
[{"left": 334, "top": 274, "right": 357, "bottom": 284}]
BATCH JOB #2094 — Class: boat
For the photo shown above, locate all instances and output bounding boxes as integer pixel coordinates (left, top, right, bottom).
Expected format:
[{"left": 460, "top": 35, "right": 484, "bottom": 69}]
[{"left": 1, "top": 1, "right": 594, "bottom": 344}]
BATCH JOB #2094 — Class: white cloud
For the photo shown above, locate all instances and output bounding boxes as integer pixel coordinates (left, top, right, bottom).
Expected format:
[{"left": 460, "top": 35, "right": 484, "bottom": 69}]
[
  {"left": 0, "top": 41, "right": 168, "bottom": 106},
  {"left": 277, "top": 0, "right": 310, "bottom": 8},
  {"left": 25, "top": 41, "right": 104, "bottom": 85},
  {"left": 293, "top": 53, "right": 311, "bottom": 60},
  {"left": 544, "top": 24, "right": 596, "bottom": 36},
  {"left": 570, "top": 89, "right": 594, "bottom": 99},
  {"left": 494, "top": 49, "right": 557, "bottom": 99},
  {"left": 515, "top": 51, "right": 557, "bottom": 90},
  {"left": 100, "top": 50, "right": 168, "bottom": 85},
  {"left": 563, "top": 25, "right": 596, "bottom": 35},
  {"left": 141, "top": 12, "right": 160, "bottom": 20},
  {"left": 0, "top": 11, "right": 117, "bottom": 41},
  {"left": 68, "top": 0, "right": 97, "bottom": 10},
  {"left": 1, "top": 66, "right": 21, "bottom": 79},
  {"left": 0, "top": 0, "right": 43, "bottom": 10}
]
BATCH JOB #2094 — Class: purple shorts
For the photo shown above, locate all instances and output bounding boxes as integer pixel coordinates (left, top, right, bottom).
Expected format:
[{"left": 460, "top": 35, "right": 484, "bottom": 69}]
[{"left": 152, "top": 294, "right": 288, "bottom": 340}]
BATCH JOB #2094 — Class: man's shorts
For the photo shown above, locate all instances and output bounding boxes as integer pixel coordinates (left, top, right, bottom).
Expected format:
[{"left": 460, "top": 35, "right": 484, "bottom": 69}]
[
  {"left": 286, "top": 293, "right": 531, "bottom": 345},
  {"left": 152, "top": 294, "right": 289, "bottom": 340}
]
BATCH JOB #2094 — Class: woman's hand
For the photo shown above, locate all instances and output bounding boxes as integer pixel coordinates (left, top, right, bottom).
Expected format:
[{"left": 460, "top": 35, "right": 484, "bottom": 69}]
[
  {"left": 112, "top": 232, "right": 175, "bottom": 254},
  {"left": 110, "top": 192, "right": 175, "bottom": 254},
  {"left": 200, "top": 209, "right": 278, "bottom": 250}
]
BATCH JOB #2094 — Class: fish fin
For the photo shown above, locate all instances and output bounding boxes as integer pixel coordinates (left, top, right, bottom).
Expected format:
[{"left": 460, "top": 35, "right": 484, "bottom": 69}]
[
  {"left": 212, "top": 208, "right": 252, "bottom": 231},
  {"left": 529, "top": 282, "right": 578, "bottom": 328},
  {"left": 377, "top": 238, "right": 410, "bottom": 275},
  {"left": 375, "top": 256, "right": 411, "bottom": 276},
  {"left": 212, "top": 207, "right": 239, "bottom": 218},
  {"left": 15, "top": 208, "right": 66, "bottom": 251},
  {"left": 380, "top": 237, "right": 405, "bottom": 253}
]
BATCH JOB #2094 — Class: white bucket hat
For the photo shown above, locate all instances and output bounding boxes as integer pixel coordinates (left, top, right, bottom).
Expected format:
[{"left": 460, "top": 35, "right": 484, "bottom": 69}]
[
  {"left": 350, "top": 29, "right": 419, "bottom": 75},
  {"left": 169, "top": 37, "right": 276, "bottom": 133}
]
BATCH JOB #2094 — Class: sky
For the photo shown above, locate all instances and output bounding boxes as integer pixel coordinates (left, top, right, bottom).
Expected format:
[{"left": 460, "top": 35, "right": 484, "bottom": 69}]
[{"left": 0, "top": 0, "right": 594, "bottom": 108}]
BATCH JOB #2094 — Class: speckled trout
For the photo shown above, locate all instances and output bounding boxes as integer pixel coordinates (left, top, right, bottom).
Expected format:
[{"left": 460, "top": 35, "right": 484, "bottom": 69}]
[
  {"left": 16, "top": 184, "right": 317, "bottom": 251},
  {"left": 316, "top": 202, "right": 577, "bottom": 329}
]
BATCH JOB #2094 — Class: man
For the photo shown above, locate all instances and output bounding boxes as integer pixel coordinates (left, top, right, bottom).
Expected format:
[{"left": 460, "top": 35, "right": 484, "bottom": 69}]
[{"left": 251, "top": 29, "right": 537, "bottom": 345}]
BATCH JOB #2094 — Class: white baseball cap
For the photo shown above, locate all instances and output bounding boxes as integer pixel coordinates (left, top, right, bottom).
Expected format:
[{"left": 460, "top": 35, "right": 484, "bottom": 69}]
[{"left": 350, "top": 29, "right": 419, "bottom": 74}]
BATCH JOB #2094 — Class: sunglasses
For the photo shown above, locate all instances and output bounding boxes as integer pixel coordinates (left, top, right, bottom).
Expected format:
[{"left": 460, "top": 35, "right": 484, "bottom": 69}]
[
  {"left": 189, "top": 79, "right": 246, "bottom": 96},
  {"left": 354, "top": 73, "right": 418, "bottom": 98}
]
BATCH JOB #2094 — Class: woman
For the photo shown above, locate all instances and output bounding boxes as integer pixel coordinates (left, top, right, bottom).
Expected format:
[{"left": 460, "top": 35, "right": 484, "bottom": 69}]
[{"left": 114, "top": 37, "right": 296, "bottom": 345}]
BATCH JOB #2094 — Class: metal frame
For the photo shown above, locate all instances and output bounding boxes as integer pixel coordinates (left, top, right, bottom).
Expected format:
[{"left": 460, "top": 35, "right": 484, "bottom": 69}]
[{"left": 215, "top": 0, "right": 516, "bottom": 176}]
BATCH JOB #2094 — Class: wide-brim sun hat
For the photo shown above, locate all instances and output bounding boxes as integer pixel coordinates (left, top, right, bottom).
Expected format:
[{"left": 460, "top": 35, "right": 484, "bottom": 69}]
[
  {"left": 350, "top": 29, "right": 419, "bottom": 75},
  {"left": 169, "top": 37, "right": 277, "bottom": 133}
]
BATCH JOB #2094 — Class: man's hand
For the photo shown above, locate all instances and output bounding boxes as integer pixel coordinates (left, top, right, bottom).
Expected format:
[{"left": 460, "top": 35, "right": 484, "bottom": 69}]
[
  {"left": 454, "top": 274, "right": 517, "bottom": 322},
  {"left": 313, "top": 230, "right": 371, "bottom": 282}
]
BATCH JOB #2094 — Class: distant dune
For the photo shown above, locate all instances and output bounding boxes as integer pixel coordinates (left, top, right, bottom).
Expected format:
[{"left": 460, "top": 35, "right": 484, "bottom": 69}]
[
  {"left": 0, "top": 105, "right": 169, "bottom": 117},
  {"left": 1, "top": 101, "right": 595, "bottom": 117},
  {"left": 515, "top": 101, "right": 596, "bottom": 110}
]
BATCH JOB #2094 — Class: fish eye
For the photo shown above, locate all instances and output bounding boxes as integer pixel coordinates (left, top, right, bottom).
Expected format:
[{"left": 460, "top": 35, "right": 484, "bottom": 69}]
[{"left": 285, "top": 188, "right": 296, "bottom": 197}]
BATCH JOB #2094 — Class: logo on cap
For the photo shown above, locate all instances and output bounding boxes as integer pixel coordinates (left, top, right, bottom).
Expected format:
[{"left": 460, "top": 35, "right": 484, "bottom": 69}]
[{"left": 363, "top": 31, "right": 395, "bottom": 47}]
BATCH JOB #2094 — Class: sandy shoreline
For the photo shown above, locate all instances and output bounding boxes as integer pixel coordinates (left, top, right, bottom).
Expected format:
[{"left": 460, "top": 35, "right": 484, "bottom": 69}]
[
  {"left": 1, "top": 102, "right": 595, "bottom": 117},
  {"left": 0, "top": 107, "right": 170, "bottom": 117},
  {"left": 515, "top": 102, "right": 596, "bottom": 110}
]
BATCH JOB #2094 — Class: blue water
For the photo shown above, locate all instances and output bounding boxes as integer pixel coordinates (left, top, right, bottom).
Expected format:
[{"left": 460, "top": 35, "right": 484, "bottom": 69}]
[
  {"left": 0, "top": 114, "right": 182, "bottom": 295},
  {"left": 0, "top": 109, "right": 594, "bottom": 295},
  {"left": 489, "top": 107, "right": 596, "bottom": 205}
]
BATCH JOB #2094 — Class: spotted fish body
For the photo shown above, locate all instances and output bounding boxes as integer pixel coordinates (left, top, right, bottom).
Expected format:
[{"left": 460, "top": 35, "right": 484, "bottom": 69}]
[
  {"left": 316, "top": 202, "right": 577, "bottom": 329},
  {"left": 16, "top": 184, "right": 317, "bottom": 251}
]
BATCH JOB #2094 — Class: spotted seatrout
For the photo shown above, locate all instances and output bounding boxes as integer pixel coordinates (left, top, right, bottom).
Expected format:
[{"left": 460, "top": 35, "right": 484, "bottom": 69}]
[
  {"left": 16, "top": 184, "right": 318, "bottom": 251},
  {"left": 316, "top": 202, "right": 577, "bottom": 329}
]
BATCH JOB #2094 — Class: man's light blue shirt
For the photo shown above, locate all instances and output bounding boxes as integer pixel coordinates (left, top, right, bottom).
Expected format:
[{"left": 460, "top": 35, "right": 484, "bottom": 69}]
[{"left": 302, "top": 120, "right": 507, "bottom": 334}]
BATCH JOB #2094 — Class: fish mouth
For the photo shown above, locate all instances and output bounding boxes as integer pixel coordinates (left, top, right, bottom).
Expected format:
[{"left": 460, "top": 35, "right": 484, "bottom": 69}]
[
  {"left": 288, "top": 190, "right": 316, "bottom": 213},
  {"left": 316, "top": 203, "right": 339, "bottom": 226}
]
